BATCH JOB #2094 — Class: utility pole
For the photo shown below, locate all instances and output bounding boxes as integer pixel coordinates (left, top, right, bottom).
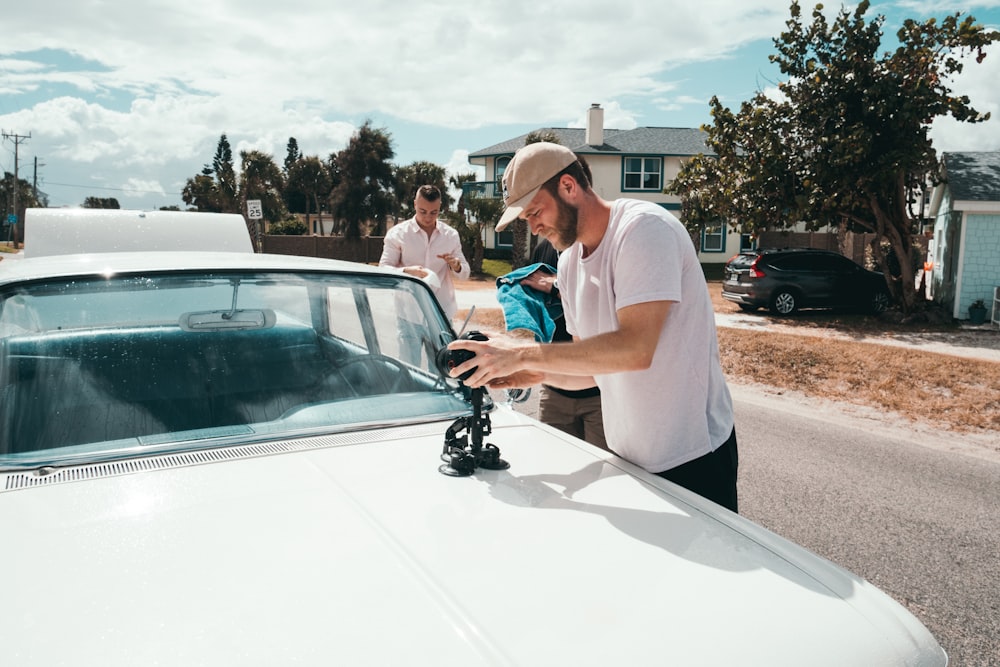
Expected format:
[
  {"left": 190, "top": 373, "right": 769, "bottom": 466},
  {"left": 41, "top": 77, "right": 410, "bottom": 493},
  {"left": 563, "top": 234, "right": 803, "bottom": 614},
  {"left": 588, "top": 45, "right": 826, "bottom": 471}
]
[
  {"left": 2, "top": 130, "right": 31, "bottom": 249},
  {"left": 34, "top": 156, "right": 45, "bottom": 201}
]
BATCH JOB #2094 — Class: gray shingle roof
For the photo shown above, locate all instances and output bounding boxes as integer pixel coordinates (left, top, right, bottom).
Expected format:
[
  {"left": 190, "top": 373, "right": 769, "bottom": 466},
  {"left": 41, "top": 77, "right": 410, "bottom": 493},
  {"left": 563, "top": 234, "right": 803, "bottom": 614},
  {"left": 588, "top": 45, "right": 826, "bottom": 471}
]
[
  {"left": 469, "top": 127, "right": 712, "bottom": 159},
  {"left": 943, "top": 152, "right": 1000, "bottom": 203}
]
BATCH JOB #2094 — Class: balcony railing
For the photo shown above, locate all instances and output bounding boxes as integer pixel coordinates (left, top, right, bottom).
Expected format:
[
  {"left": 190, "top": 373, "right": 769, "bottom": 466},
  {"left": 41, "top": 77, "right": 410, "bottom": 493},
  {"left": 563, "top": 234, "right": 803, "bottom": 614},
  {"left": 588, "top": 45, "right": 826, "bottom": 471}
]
[{"left": 461, "top": 181, "right": 502, "bottom": 200}]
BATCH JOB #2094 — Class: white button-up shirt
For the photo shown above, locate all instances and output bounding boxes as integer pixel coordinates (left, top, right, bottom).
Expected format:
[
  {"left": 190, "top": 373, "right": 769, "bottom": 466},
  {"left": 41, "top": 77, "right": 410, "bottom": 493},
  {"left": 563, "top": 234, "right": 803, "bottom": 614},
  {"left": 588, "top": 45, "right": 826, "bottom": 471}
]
[{"left": 379, "top": 218, "right": 470, "bottom": 319}]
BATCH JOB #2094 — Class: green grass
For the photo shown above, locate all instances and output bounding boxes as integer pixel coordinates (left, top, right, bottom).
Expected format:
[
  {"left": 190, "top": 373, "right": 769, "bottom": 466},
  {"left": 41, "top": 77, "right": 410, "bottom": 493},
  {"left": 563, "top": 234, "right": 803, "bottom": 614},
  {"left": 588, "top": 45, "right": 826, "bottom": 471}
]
[{"left": 479, "top": 258, "right": 512, "bottom": 279}]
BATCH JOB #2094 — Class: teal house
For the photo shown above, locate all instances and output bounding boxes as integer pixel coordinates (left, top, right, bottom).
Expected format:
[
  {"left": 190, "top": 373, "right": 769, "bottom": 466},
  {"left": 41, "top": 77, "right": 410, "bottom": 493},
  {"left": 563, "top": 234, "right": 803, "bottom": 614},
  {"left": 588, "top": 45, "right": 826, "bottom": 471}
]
[{"left": 928, "top": 152, "right": 1000, "bottom": 323}]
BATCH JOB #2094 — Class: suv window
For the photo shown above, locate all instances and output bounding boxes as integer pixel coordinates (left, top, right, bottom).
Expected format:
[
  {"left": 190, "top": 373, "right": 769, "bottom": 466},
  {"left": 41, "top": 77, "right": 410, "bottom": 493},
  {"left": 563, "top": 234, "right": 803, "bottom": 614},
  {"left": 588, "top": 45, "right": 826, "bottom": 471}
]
[
  {"left": 768, "top": 253, "right": 814, "bottom": 271},
  {"left": 768, "top": 251, "right": 856, "bottom": 272},
  {"left": 812, "top": 254, "right": 856, "bottom": 272}
]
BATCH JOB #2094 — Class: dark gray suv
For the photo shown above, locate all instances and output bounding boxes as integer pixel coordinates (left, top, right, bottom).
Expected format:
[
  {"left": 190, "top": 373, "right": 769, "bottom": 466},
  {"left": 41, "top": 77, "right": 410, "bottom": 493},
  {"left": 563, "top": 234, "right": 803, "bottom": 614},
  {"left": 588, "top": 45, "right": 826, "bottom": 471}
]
[{"left": 722, "top": 248, "right": 891, "bottom": 315}]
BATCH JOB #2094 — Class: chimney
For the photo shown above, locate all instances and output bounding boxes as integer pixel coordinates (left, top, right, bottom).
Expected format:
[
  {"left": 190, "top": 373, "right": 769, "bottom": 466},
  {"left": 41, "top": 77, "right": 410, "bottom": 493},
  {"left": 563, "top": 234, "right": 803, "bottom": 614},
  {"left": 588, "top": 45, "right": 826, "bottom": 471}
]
[{"left": 585, "top": 103, "right": 604, "bottom": 146}]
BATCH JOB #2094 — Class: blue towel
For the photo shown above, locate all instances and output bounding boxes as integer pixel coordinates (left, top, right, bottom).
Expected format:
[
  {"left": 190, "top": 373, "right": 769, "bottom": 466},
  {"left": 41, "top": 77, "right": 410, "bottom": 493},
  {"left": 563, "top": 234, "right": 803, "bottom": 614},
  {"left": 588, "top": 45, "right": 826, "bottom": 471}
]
[{"left": 496, "top": 263, "right": 563, "bottom": 342}]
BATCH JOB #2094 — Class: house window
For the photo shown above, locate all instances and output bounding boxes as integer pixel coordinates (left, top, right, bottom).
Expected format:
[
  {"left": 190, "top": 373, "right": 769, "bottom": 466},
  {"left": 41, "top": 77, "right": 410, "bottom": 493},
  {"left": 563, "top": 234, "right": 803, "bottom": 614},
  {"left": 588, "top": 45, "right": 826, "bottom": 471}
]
[
  {"left": 702, "top": 224, "right": 725, "bottom": 253},
  {"left": 739, "top": 234, "right": 756, "bottom": 253},
  {"left": 623, "top": 157, "right": 662, "bottom": 191},
  {"left": 496, "top": 156, "right": 512, "bottom": 183}
]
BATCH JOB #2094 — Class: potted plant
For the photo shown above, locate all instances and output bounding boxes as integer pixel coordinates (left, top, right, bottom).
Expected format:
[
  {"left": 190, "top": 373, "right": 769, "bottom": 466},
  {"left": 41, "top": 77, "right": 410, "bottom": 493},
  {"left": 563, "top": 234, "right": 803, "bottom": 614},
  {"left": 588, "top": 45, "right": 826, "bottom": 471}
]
[{"left": 968, "top": 298, "right": 988, "bottom": 325}]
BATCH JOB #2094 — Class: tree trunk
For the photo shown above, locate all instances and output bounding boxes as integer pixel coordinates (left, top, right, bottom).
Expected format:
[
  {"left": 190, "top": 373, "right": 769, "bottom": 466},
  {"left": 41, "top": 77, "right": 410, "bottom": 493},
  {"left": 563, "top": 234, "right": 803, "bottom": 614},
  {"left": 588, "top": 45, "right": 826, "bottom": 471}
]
[
  {"left": 473, "top": 224, "right": 485, "bottom": 274},
  {"left": 869, "top": 191, "right": 919, "bottom": 314},
  {"left": 511, "top": 219, "right": 529, "bottom": 269}
]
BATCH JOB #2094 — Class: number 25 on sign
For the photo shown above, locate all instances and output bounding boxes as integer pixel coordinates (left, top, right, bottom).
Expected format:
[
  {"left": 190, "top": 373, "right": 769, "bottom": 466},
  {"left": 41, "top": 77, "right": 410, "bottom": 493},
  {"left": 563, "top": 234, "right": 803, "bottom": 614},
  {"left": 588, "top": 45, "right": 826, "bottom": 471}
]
[{"left": 246, "top": 200, "right": 263, "bottom": 219}]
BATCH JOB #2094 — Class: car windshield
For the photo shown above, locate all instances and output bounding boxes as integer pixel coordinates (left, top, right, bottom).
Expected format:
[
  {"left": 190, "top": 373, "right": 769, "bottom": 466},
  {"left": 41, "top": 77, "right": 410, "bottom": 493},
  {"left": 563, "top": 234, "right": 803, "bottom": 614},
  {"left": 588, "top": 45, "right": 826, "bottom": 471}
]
[{"left": 0, "top": 269, "right": 473, "bottom": 468}]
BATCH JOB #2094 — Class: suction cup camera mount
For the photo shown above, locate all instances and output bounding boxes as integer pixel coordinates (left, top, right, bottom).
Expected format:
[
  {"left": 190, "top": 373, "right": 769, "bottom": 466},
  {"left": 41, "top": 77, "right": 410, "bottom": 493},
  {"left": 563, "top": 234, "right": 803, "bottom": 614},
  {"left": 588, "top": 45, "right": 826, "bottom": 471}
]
[{"left": 436, "top": 331, "right": 510, "bottom": 477}]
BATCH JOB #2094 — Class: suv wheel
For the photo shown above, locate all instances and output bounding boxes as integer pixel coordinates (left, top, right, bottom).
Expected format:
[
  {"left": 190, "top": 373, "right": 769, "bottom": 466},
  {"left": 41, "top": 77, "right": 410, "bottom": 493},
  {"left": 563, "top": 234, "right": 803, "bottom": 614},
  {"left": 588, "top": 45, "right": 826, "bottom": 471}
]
[
  {"left": 769, "top": 289, "right": 799, "bottom": 315},
  {"left": 870, "top": 290, "right": 890, "bottom": 314}
]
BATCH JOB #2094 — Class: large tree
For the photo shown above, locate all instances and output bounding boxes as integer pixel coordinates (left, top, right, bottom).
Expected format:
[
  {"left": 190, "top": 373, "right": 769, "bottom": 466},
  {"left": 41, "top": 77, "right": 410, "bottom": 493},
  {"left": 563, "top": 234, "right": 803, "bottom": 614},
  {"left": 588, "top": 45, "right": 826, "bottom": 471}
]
[
  {"left": 212, "top": 134, "right": 238, "bottom": 213},
  {"left": 394, "top": 161, "right": 453, "bottom": 221},
  {"left": 449, "top": 171, "right": 490, "bottom": 274},
  {"left": 238, "top": 149, "right": 287, "bottom": 248},
  {"left": 328, "top": 121, "right": 396, "bottom": 238},
  {"left": 283, "top": 137, "right": 302, "bottom": 174},
  {"left": 668, "top": 1, "right": 998, "bottom": 313},
  {"left": 181, "top": 168, "right": 219, "bottom": 212},
  {"left": 285, "top": 156, "right": 332, "bottom": 233},
  {"left": 82, "top": 197, "right": 121, "bottom": 209},
  {"left": 182, "top": 135, "right": 237, "bottom": 213}
]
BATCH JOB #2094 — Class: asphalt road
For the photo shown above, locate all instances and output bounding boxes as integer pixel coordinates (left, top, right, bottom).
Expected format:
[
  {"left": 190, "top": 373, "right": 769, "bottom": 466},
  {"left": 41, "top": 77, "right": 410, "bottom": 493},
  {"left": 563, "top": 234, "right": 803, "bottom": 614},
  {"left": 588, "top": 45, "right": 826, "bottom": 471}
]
[
  {"left": 732, "top": 393, "right": 1000, "bottom": 667},
  {"left": 502, "top": 385, "right": 1000, "bottom": 666}
]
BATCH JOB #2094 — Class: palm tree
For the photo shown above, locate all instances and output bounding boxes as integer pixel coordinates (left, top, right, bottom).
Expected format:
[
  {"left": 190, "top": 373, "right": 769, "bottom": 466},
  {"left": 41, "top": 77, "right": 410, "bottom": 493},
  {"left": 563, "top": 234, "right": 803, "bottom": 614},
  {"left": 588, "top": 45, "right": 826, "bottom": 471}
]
[
  {"left": 286, "top": 156, "right": 331, "bottom": 234},
  {"left": 449, "top": 172, "right": 486, "bottom": 273},
  {"left": 238, "top": 150, "right": 287, "bottom": 249},
  {"left": 328, "top": 121, "right": 395, "bottom": 238}
]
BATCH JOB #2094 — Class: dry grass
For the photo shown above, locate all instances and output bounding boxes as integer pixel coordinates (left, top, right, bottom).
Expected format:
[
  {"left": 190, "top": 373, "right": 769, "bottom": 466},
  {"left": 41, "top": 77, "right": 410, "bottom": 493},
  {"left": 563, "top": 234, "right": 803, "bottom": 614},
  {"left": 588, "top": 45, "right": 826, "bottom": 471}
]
[
  {"left": 458, "top": 279, "right": 1000, "bottom": 436},
  {"left": 710, "top": 281, "right": 1000, "bottom": 434},
  {"left": 718, "top": 328, "right": 1000, "bottom": 433}
]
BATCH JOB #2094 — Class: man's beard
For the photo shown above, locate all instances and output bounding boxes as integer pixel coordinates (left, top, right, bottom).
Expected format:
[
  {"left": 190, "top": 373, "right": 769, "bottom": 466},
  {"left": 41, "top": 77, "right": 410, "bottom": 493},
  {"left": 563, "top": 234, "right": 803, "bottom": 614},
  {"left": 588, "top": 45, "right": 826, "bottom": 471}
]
[{"left": 550, "top": 193, "right": 579, "bottom": 250}]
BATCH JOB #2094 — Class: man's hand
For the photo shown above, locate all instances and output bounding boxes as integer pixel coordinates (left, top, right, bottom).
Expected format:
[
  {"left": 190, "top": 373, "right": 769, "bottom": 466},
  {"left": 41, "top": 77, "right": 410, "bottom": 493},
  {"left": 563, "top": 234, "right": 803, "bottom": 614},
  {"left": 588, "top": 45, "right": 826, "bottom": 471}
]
[
  {"left": 437, "top": 253, "right": 461, "bottom": 272},
  {"left": 447, "top": 335, "right": 529, "bottom": 388},
  {"left": 487, "top": 371, "right": 546, "bottom": 390},
  {"left": 402, "top": 265, "right": 430, "bottom": 279},
  {"left": 520, "top": 268, "right": 556, "bottom": 294}
]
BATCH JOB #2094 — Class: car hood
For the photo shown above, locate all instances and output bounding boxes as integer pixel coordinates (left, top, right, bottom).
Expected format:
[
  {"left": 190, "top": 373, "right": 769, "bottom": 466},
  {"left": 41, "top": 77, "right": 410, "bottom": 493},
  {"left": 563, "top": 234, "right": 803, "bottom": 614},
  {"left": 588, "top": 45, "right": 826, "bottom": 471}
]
[{"left": 0, "top": 410, "right": 944, "bottom": 666}]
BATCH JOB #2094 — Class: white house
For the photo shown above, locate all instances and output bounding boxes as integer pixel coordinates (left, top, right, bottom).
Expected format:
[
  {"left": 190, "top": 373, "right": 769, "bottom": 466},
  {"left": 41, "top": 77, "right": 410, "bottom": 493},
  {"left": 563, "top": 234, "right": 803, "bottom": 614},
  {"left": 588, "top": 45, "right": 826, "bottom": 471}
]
[{"left": 465, "top": 104, "right": 753, "bottom": 265}]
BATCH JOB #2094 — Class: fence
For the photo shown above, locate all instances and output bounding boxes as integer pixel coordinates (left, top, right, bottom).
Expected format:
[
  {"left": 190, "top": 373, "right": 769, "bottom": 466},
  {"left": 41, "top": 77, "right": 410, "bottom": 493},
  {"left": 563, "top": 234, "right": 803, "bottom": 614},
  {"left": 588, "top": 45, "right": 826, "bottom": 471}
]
[
  {"left": 262, "top": 235, "right": 385, "bottom": 264},
  {"left": 756, "top": 231, "right": 875, "bottom": 266}
]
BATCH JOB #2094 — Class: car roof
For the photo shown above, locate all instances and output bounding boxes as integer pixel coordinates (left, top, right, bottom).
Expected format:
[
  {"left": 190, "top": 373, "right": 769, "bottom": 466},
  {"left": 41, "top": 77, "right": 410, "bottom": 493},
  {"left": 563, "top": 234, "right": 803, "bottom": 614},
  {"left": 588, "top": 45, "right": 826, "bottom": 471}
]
[
  {"left": 0, "top": 249, "right": 398, "bottom": 287},
  {"left": 23, "top": 208, "right": 255, "bottom": 258},
  {"left": 759, "top": 247, "right": 837, "bottom": 255}
]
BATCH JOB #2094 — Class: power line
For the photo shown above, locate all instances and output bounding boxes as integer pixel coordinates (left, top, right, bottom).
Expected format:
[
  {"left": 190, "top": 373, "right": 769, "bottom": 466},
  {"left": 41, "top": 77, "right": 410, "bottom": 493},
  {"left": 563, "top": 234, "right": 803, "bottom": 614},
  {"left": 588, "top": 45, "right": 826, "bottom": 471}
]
[{"left": 44, "top": 180, "right": 183, "bottom": 196}]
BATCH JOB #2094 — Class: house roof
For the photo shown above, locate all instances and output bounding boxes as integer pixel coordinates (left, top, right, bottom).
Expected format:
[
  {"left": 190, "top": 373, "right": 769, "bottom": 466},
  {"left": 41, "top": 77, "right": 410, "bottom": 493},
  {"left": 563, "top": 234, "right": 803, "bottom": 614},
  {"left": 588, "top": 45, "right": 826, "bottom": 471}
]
[
  {"left": 943, "top": 152, "right": 1000, "bottom": 204},
  {"left": 468, "top": 127, "right": 712, "bottom": 159}
]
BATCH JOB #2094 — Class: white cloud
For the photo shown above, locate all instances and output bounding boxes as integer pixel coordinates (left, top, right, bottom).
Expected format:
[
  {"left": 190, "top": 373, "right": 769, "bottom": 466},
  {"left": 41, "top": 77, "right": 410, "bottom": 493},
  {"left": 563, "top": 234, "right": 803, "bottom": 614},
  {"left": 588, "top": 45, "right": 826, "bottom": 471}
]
[
  {"left": 3, "top": 1, "right": 998, "bottom": 209},
  {"left": 120, "top": 177, "right": 167, "bottom": 200},
  {"left": 445, "top": 149, "right": 481, "bottom": 181},
  {"left": 567, "top": 102, "right": 639, "bottom": 131},
  {"left": 2, "top": 1, "right": 791, "bottom": 129},
  {"left": 929, "top": 44, "right": 1000, "bottom": 151}
]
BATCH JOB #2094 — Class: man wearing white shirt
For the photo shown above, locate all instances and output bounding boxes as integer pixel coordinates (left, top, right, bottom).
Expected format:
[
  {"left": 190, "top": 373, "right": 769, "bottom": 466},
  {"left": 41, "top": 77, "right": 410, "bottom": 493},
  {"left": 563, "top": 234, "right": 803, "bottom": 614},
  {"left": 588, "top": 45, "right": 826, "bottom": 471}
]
[
  {"left": 380, "top": 185, "right": 470, "bottom": 362},
  {"left": 448, "top": 144, "right": 738, "bottom": 512}
]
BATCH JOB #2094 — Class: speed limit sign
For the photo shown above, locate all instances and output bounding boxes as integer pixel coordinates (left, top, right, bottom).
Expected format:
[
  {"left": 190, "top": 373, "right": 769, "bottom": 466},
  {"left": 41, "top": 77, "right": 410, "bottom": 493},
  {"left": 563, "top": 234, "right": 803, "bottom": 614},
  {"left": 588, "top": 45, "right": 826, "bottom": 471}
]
[{"left": 247, "top": 199, "right": 263, "bottom": 219}]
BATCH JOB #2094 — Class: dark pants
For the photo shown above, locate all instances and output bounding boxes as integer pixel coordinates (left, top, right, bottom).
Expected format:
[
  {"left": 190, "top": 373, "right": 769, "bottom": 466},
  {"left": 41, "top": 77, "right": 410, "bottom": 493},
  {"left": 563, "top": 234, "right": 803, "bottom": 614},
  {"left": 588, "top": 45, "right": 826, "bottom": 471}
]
[{"left": 656, "top": 427, "right": 739, "bottom": 513}]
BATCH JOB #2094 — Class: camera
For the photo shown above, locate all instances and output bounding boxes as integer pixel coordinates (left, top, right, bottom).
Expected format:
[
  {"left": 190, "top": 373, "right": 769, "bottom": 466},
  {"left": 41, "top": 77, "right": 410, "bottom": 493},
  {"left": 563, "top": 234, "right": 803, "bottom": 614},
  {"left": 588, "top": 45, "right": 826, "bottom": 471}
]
[{"left": 437, "top": 330, "right": 489, "bottom": 381}]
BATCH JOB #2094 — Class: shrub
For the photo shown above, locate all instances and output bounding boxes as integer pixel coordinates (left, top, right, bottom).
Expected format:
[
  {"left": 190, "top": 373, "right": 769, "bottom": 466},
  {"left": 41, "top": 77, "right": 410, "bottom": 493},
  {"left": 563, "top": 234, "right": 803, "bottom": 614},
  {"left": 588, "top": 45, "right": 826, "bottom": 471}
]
[{"left": 269, "top": 218, "right": 308, "bottom": 235}]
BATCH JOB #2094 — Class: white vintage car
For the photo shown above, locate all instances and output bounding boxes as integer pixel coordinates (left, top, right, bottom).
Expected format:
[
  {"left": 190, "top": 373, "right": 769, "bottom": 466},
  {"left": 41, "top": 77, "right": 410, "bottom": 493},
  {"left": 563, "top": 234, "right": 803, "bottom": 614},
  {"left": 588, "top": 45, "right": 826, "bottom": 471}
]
[{"left": 0, "top": 209, "right": 946, "bottom": 665}]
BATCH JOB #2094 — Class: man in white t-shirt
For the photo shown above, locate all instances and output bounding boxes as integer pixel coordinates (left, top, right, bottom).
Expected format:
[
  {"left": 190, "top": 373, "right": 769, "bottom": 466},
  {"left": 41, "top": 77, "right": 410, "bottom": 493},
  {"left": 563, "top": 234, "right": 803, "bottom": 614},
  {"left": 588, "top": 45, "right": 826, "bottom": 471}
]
[{"left": 449, "top": 143, "right": 738, "bottom": 512}]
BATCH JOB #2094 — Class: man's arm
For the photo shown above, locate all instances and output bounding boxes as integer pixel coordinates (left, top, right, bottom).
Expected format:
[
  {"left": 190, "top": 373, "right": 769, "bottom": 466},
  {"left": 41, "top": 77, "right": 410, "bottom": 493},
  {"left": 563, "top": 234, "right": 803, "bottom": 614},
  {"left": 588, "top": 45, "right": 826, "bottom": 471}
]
[
  {"left": 377, "top": 231, "right": 401, "bottom": 268},
  {"left": 449, "top": 300, "right": 671, "bottom": 389},
  {"left": 381, "top": 229, "right": 433, "bottom": 279}
]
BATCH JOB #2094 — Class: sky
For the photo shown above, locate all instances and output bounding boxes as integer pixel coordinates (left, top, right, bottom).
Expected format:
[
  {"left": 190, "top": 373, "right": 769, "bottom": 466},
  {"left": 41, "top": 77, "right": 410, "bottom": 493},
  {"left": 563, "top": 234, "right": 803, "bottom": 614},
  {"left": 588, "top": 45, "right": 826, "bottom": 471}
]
[{"left": 2, "top": 0, "right": 999, "bottom": 212}]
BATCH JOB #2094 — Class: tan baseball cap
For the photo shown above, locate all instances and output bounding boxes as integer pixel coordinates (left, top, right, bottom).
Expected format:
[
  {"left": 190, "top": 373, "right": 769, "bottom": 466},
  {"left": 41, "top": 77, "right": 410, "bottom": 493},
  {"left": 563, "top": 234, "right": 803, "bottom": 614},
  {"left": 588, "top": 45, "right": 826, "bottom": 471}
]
[{"left": 495, "top": 142, "right": 577, "bottom": 231}]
